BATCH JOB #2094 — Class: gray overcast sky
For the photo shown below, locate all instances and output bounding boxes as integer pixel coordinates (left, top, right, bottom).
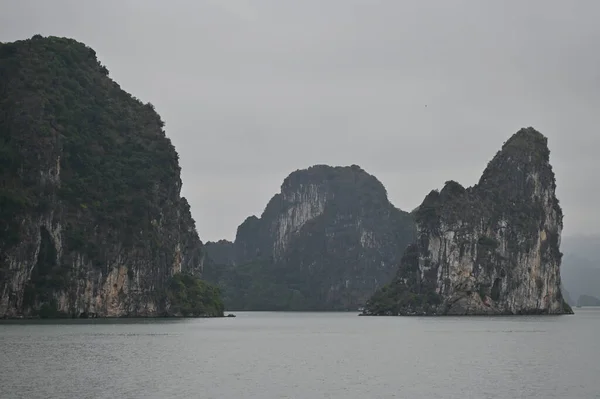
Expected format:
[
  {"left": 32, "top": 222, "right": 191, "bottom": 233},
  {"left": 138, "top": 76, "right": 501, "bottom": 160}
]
[{"left": 1, "top": 0, "right": 599, "bottom": 241}]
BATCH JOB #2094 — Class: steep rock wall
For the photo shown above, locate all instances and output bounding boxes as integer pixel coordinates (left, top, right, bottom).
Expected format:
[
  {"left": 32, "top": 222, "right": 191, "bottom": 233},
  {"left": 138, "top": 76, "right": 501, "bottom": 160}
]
[
  {"left": 0, "top": 36, "right": 208, "bottom": 317},
  {"left": 205, "top": 165, "right": 415, "bottom": 310},
  {"left": 364, "top": 128, "right": 572, "bottom": 315}
]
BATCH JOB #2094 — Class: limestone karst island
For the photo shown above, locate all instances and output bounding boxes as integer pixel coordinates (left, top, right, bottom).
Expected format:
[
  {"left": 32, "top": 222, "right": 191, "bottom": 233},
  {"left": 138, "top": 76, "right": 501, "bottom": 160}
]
[{"left": 0, "top": 36, "right": 572, "bottom": 318}]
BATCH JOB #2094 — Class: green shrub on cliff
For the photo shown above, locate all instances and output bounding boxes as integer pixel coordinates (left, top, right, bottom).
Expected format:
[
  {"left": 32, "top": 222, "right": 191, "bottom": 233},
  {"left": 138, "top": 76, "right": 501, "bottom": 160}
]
[
  {"left": 0, "top": 36, "right": 180, "bottom": 253},
  {"left": 165, "top": 273, "right": 224, "bottom": 317},
  {"left": 203, "top": 257, "right": 309, "bottom": 311}
]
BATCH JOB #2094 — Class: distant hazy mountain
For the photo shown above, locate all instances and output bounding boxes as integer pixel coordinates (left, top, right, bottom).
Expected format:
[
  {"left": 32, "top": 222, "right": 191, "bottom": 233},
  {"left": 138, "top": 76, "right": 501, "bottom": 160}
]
[
  {"left": 562, "top": 235, "right": 600, "bottom": 262},
  {"left": 560, "top": 235, "right": 600, "bottom": 303},
  {"left": 576, "top": 294, "right": 600, "bottom": 307}
]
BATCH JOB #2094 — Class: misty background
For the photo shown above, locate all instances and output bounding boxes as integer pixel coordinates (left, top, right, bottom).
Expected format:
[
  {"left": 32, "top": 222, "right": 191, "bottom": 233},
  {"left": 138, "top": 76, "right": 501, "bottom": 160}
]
[{"left": 1, "top": 1, "right": 598, "bottom": 299}]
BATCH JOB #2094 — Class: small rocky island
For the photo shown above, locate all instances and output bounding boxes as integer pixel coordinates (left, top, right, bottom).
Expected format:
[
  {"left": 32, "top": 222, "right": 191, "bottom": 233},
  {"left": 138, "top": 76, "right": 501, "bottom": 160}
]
[
  {"left": 204, "top": 165, "right": 415, "bottom": 310},
  {"left": 363, "top": 128, "right": 573, "bottom": 316},
  {"left": 0, "top": 36, "right": 223, "bottom": 318}
]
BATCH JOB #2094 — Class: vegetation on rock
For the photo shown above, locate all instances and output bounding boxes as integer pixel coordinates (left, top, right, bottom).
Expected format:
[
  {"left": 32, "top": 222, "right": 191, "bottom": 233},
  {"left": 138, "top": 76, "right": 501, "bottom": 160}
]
[
  {"left": 0, "top": 36, "right": 179, "bottom": 254},
  {"left": 165, "top": 273, "right": 224, "bottom": 317},
  {"left": 364, "top": 128, "right": 572, "bottom": 316},
  {"left": 0, "top": 35, "right": 221, "bottom": 317},
  {"left": 204, "top": 165, "right": 415, "bottom": 311},
  {"left": 363, "top": 244, "right": 442, "bottom": 315}
]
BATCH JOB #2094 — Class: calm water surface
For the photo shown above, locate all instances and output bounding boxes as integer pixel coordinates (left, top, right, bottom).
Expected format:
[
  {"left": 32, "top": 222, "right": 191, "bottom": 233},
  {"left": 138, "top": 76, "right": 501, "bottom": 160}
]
[{"left": 1, "top": 309, "right": 599, "bottom": 398}]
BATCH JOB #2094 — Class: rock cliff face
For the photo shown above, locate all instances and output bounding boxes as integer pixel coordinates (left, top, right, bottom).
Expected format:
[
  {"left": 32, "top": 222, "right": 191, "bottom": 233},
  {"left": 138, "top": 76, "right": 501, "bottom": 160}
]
[
  {"left": 204, "top": 165, "right": 415, "bottom": 310},
  {"left": 0, "top": 36, "right": 220, "bottom": 318},
  {"left": 364, "top": 128, "right": 573, "bottom": 315}
]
